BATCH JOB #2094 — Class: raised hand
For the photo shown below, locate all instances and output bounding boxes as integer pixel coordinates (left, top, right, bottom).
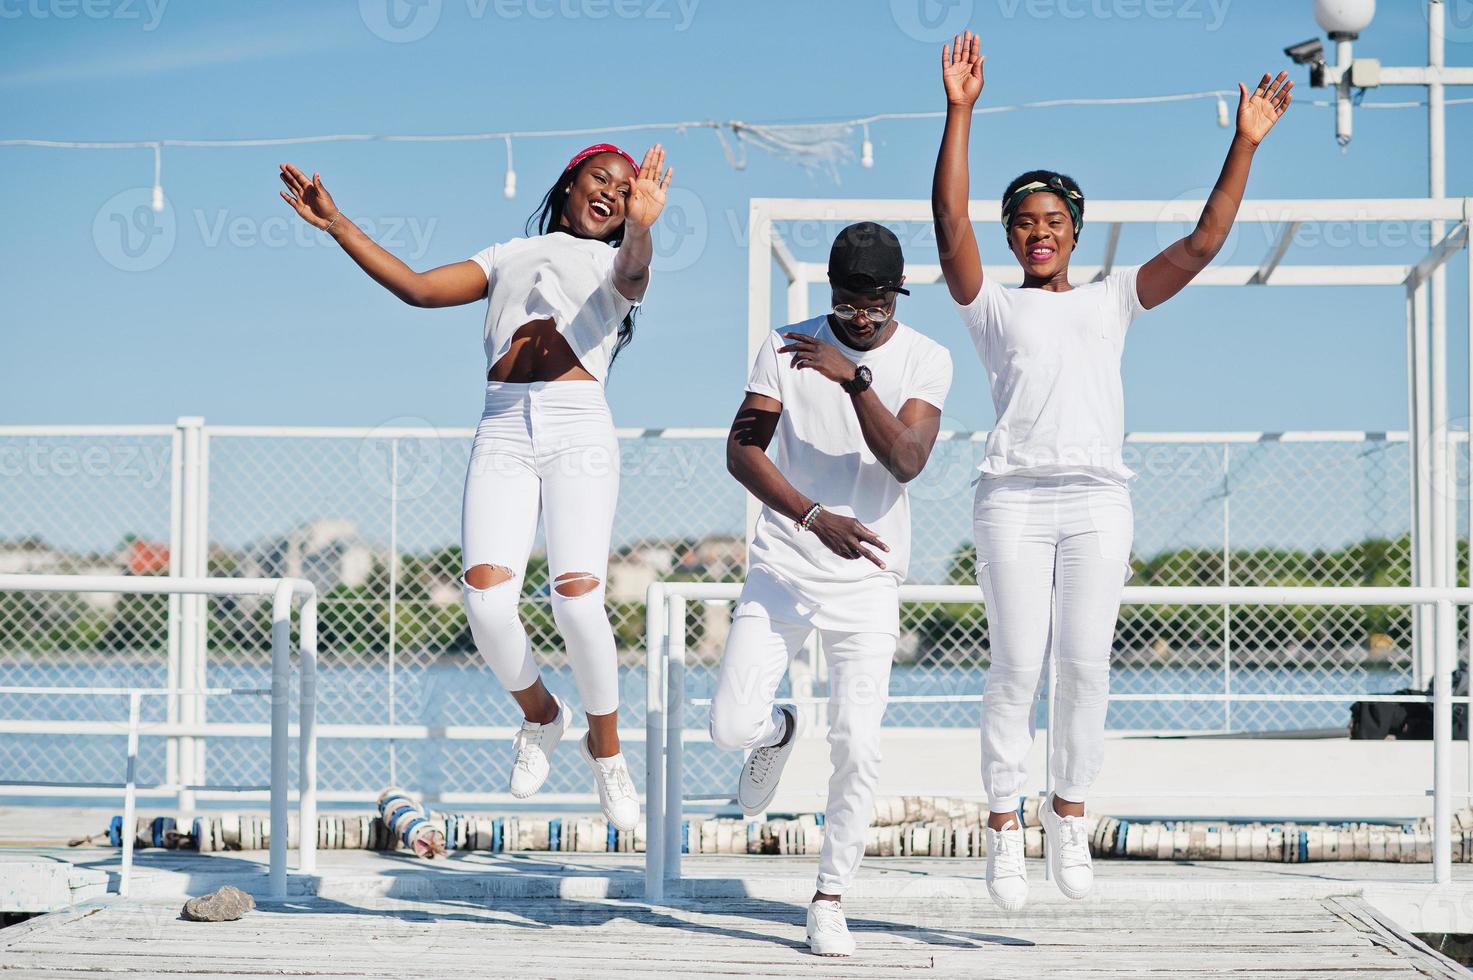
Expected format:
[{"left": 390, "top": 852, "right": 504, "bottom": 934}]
[
  {"left": 624, "top": 144, "right": 673, "bottom": 231},
  {"left": 1236, "top": 71, "right": 1293, "bottom": 146},
  {"left": 278, "top": 163, "right": 339, "bottom": 229},
  {"left": 942, "top": 30, "right": 985, "bottom": 107}
]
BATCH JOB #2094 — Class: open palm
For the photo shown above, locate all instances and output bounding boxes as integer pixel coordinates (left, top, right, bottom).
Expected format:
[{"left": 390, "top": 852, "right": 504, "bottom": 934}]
[
  {"left": 625, "top": 144, "right": 673, "bottom": 231},
  {"left": 942, "top": 31, "right": 985, "bottom": 106},
  {"left": 278, "top": 163, "right": 337, "bottom": 229},
  {"left": 1237, "top": 71, "right": 1294, "bottom": 146}
]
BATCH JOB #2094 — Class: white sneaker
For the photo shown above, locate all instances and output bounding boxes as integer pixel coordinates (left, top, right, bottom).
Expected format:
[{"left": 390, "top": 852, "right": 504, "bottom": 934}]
[
  {"left": 579, "top": 733, "right": 640, "bottom": 832},
  {"left": 737, "top": 706, "right": 798, "bottom": 817},
  {"left": 985, "top": 816, "right": 1029, "bottom": 912},
  {"left": 508, "top": 695, "right": 569, "bottom": 799},
  {"left": 806, "top": 900, "right": 855, "bottom": 957},
  {"left": 1040, "top": 791, "right": 1093, "bottom": 900}
]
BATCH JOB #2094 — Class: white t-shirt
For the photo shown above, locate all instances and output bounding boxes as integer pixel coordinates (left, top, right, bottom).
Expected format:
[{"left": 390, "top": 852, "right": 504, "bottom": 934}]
[
  {"left": 469, "top": 232, "right": 640, "bottom": 384},
  {"left": 737, "top": 316, "right": 953, "bottom": 635},
  {"left": 958, "top": 267, "right": 1146, "bottom": 484}
]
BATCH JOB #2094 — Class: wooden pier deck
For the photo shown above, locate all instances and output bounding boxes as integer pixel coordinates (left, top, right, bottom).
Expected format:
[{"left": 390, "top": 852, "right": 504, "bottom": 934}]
[{"left": 4, "top": 848, "right": 1471, "bottom": 978}]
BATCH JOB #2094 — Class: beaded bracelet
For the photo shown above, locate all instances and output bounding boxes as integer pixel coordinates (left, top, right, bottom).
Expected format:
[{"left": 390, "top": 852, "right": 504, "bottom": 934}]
[{"left": 794, "top": 502, "right": 823, "bottom": 532}]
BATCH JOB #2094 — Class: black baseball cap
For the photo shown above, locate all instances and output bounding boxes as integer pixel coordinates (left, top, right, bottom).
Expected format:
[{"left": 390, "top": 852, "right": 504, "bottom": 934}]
[{"left": 827, "top": 221, "right": 910, "bottom": 296}]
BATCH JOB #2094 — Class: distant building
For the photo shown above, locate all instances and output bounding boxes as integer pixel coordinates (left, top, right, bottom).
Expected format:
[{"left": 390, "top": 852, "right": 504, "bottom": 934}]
[
  {"left": 125, "top": 540, "right": 170, "bottom": 576},
  {"left": 608, "top": 535, "right": 745, "bottom": 602},
  {"left": 0, "top": 537, "right": 69, "bottom": 576},
  {"left": 237, "top": 519, "right": 377, "bottom": 595}
]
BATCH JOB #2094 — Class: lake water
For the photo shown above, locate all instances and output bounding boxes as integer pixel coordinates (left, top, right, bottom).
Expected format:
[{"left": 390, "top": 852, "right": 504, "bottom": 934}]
[{"left": 0, "top": 659, "right": 1412, "bottom": 805}]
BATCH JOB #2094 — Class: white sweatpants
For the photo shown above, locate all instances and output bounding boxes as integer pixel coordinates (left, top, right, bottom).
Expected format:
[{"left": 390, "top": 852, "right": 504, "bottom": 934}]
[
  {"left": 973, "top": 474, "right": 1133, "bottom": 814},
  {"left": 709, "top": 613, "right": 896, "bottom": 895},
  {"left": 460, "top": 380, "right": 622, "bottom": 716}
]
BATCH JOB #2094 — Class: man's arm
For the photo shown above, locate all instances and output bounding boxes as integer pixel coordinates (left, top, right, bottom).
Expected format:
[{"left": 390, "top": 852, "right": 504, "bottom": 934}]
[
  {"left": 778, "top": 332, "right": 944, "bottom": 483},
  {"left": 727, "top": 393, "right": 889, "bottom": 568},
  {"left": 849, "top": 392, "right": 943, "bottom": 484}
]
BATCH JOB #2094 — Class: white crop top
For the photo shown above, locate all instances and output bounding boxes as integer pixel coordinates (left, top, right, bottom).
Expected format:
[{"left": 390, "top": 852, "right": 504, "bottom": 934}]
[{"left": 468, "top": 231, "right": 641, "bottom": 384}]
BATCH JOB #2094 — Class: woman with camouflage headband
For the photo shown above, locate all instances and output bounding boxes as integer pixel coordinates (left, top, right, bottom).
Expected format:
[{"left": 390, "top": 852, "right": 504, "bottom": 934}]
[{"left": 930, "top": 29, "right": 1292, "bottom": 911}]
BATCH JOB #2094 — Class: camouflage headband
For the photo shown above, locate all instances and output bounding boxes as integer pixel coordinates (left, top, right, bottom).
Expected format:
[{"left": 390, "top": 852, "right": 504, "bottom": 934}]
[{"left": 1002, "top": 177, "right": 1084, "bottom": 237}]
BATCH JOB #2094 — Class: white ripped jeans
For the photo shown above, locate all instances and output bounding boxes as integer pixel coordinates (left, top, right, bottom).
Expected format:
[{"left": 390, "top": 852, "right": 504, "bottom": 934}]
[
  {"left": 709, "top": 611, "right": 896, "bottom": 895},
  {"left": 973, "top": 474, "right": 1133, "bottom": 814},
  {"left": 461, "top": 380, "right": 622, "bottom": 716}
]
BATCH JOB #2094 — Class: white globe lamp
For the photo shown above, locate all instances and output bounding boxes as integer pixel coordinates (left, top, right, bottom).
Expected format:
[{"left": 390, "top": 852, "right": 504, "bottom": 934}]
[{"left": 1314, "top": 0, "right": 1374, "bottom": 40}]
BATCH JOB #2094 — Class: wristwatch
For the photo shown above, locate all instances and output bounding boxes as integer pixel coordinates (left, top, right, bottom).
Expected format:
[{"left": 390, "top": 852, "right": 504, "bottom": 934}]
[{"left": 841, "top": 365, "right": 873, "bottom": 395}]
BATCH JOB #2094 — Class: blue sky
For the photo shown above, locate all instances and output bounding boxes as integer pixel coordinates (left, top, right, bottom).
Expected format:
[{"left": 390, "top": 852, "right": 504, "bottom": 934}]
[{"left": 1, "top": 0, "right": 1470, "bottom": 436}]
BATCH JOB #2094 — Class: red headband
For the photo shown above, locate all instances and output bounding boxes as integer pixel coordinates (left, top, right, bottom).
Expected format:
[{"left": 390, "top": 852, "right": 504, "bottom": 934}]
[{"left": 564, "top": 143, "right": 639, "bottom": 176}]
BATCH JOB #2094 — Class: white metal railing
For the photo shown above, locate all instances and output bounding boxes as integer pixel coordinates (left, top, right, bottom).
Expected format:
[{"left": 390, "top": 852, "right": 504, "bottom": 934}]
[
  {"left": 1, "top": 422, "right": 1451, "bottom": 801},
  {"left": 643, "top": 581, "right": 1473, "bottom": 901},
  {"left": 0, "top": 574, "right": 318, "bottom": 899}
]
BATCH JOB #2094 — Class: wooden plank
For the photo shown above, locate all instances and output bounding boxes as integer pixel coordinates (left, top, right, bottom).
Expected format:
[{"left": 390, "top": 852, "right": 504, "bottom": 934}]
[
  {"left": 1325, "top": 896, "right": 1469, "bottom": 979},
  {"left": 0, "top": 894, "right": 1453, "bottom": 979}
]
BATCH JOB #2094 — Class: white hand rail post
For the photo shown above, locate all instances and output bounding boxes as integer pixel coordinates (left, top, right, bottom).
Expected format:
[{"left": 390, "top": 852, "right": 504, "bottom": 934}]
[
  {"left": 1042, "top": 590, "right": 1057, "bottom": 884},
  {"left": 665, "top": 594, "right": 687, "bottom": 886},
  {"left": 1434, "top": 597, "right": 1454, "bottom": 883},
  {"left": 643, "top": 582, "right": 667, "bottom": 902},
  {"left": 298, "top": 590, "right": 318, "bottom": 877},
  {"left": 269, "top": 580, "right": 293, "bottom": 899},
  {"left": 165, "top": 424, "right": 184, "bottom": 799},
  {"left": 177, "top": 418, "right": 205, "bottom": 811},
  {"left": 119, "top": 691, "right": 141, "bottom": 897}
]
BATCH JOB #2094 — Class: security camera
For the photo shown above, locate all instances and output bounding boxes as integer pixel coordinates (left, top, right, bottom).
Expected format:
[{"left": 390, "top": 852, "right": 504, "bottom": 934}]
[
  {"left": 1284, "top": 38, "right": 1327, "bottom": 87},
  {"left": 1284, "top": 38, "right": 1325, "bottom": 65}
]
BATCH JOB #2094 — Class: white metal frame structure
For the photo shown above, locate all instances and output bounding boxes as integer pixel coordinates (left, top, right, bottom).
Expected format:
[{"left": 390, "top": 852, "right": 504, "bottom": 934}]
[
  {"left": 644, "top": 581, "right": 1473, "bottom": 901},
  {"left": 0, "top": 574, "right": 319, "bottom": 899},
  {"left": 747, "top": 196, "right": 1473, "bottom": 686}
]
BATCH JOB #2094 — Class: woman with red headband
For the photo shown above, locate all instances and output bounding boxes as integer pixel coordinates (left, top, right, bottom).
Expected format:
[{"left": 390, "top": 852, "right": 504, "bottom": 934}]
[{"left": 278, "top": 143, "right": 671, "bottom": 831}]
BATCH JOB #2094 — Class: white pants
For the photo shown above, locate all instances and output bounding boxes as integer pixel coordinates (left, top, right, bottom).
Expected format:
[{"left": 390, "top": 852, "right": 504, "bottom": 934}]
[
  {"left": 973, "top": 474, "right": 1133, "bottom": 813},
  {"left": 461, "top": 380, "right": 622, "bottom": 716},
  {"left": 709, "top": 612, "right": 896, "bottom": 895}
]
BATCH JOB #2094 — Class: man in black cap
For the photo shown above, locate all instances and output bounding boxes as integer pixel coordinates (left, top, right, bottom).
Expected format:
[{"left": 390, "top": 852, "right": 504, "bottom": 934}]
[{"left": 707, "top": 221, "right": 953, "bottom": 957}]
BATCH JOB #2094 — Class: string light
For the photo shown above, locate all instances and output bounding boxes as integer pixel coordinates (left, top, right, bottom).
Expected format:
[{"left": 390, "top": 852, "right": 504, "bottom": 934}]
[
  {"left": 150, "top": 142, "right": 164, "bottom": 212},
  {"left": 502, "top": 136, "right": 516, "bottom": 199},
  {"left": 3, "top": 91, "right": 1466, "bottom": 185}
]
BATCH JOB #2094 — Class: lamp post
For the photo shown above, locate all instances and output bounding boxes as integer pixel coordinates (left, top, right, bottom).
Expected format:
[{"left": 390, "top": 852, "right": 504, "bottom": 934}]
[{"left": 1287, "top": 2, "right": 1472, "bottom": 690}]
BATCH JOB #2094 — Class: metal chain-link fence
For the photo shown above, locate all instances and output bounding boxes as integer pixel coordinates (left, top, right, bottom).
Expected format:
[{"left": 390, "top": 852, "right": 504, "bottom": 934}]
[{"left": 0, "top": 424, "right": 1465, "bottom": 805}]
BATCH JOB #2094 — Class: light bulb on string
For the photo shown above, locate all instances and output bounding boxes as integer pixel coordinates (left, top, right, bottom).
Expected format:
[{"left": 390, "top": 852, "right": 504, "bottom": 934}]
[
  {"left": 1216, "top": 95, "right": 1230, "bottom": 129},
  {"left": 151, "top": 143, "right": 164, "bottom": 212},
  {"left": 503, "top": 137, "right": 517, "bottom": 199},
  {"left": 860, "top": 123, "right": 874, "bottom": 169}
]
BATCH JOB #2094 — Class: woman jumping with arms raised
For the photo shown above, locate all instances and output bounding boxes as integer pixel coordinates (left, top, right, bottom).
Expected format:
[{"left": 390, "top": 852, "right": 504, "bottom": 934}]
[
  {"left": 931, "top": 31, "right": 1291, "bottom": 910},
  {"left": 279, "top": 143, "right": 672, "bottom": 831}
]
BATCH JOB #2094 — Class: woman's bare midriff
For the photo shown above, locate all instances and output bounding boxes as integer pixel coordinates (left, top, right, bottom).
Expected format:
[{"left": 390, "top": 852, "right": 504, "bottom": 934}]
[{"left": 487, "top": 319, "right": 597, "bottom": 384}]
